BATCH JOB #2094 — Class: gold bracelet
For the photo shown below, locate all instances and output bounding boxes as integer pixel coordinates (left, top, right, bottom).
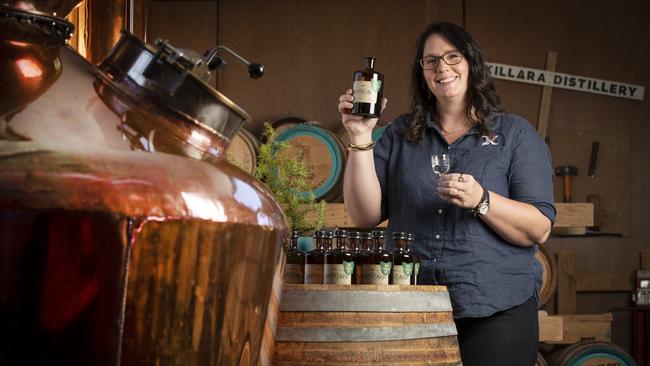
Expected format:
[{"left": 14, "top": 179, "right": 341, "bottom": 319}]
[{"left": 347, "top": 141, "right": 375, "bottom": 151}]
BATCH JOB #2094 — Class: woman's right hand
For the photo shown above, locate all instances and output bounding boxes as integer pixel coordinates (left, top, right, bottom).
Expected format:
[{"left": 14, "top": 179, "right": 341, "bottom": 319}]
[{"left": 338, "top": 89, "right": 387, "bottom": 142}]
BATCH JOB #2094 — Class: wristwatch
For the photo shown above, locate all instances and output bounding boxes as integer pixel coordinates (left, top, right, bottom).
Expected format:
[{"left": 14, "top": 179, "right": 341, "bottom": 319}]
[{"left": 471, "top": 185, "right": 490, "bottom": 217}]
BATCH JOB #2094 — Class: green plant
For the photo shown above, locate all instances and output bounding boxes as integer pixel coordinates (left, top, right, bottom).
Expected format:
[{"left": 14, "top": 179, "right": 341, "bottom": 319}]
[{"left": 254, "top": 123, "right": 326, "bottom": 233}]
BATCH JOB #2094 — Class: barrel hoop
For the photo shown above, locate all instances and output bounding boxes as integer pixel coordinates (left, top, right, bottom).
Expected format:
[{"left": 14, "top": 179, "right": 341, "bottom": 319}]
[
  {"left": 275, "top": 323, "right": 458, "bottom": 342},
  {"left": 280, "top": 290, "right": 453, "bottom": 312}
]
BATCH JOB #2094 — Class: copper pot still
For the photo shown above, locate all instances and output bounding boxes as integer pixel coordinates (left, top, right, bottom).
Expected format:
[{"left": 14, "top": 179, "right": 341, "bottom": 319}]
[{"left": 0, "top": 2, "right": 287, "bottom": 365}]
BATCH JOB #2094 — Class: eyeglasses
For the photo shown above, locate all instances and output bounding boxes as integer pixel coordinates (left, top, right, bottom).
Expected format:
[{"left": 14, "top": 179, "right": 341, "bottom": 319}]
[{"left": 419, "top": 50, "right": 463, "bottom": 70}]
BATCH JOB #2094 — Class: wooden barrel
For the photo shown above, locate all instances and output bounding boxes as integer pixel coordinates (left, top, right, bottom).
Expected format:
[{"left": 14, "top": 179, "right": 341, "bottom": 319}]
[
  {"left": 273, "top": 284, "right": 462, "bottom": 365},
  {"left": 264, "top": 116, "right": 308, "bottom": 142},
  {"left": 535, "top": 244, "right": 557, "bottom": 308},
  {"left": 227, "top": 127, "right": 260, "bottom": 174},
  {"left": 546, "top": 341, "right": 636, "bottom": 366},
  {"left": 537, "top": 352, "right": 549, "bottom": 366},
  {"left": 276, "top": 125, "right": 347, "bottom": 202}
]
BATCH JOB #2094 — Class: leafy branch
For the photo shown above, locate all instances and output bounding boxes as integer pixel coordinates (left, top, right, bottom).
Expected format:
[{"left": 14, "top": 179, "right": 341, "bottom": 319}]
[{"left": 254, "top": 123, "right": 325, "bottom": 233}]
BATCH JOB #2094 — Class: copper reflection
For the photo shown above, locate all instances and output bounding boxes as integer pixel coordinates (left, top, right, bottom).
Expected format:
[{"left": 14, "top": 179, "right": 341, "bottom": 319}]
[
  {"left": 4, "top": 0, "right": 82, "bottom": 16},
  {"left": 0, "top": 15, "right": 65, "bottom": 119},
  {"left": 1, "top": 5, "right": 288, "bottom": 364}
]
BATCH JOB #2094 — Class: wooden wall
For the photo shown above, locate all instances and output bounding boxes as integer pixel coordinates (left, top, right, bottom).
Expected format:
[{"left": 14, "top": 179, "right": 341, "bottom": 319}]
[{"left": 146, "top": 0, "right": 650, "bottom": 356}]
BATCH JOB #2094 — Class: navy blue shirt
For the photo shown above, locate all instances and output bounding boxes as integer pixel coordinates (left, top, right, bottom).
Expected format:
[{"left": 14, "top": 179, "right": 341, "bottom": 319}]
[{"left": 374, "top": 112, "right": 556, "bottom": 318}]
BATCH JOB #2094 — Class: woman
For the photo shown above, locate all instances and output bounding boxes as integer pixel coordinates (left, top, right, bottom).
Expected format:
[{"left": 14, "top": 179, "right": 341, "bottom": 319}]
[{"left": 337, "top": 21, "right": 555, "bottom": 365}]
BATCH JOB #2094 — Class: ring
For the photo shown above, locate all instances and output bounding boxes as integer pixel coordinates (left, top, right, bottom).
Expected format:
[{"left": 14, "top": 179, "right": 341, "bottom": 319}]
[{"left": 458, "top": 174, "right": 465, "bottom": 183}]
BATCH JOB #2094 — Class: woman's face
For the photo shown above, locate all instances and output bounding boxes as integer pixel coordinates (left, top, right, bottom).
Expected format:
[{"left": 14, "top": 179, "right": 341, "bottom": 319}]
[{"left": 422, "top": 33, "right": 469, "bottom": 105}]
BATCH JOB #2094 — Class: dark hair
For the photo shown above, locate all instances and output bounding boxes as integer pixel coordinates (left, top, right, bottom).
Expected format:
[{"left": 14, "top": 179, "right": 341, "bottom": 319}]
[{"left": 405, "top": 21, "right": 503, "bottom": 142}]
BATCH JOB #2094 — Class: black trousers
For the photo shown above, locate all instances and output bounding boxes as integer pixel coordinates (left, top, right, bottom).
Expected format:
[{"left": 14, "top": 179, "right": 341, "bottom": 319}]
[{"left": 454, "top": 296, "right": 539, "bottom": 366}]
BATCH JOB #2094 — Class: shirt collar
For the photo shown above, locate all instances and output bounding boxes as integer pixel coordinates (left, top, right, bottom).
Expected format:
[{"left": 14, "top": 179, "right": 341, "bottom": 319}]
[{"left": 425, "top": 110, "right": 502, "bottom": 136}]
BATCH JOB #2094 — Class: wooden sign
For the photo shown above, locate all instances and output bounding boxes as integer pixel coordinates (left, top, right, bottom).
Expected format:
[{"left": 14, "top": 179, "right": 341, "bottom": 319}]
[{"left": 487, "top": 62, "right": 645, "bottom": 100}]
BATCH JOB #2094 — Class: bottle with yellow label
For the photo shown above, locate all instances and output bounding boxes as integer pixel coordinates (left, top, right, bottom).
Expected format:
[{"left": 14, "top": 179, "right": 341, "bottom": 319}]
[{"left": 351, "top": 57, "right": 384, "bottom": 118}]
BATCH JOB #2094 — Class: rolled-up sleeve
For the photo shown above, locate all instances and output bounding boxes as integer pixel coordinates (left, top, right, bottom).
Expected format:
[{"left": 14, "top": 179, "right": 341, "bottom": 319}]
[{"left": 507, "top": 120, "right": 557, "bottom": 223}]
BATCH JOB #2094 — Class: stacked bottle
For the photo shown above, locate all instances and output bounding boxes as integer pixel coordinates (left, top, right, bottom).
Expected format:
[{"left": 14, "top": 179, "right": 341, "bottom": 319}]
[
  {"left": 407, "top": 233, "right": 421, "bottom": 285},
  {"left": 347, "top": 231, "right": 364, "bottom": 284},
  {"left": 391, "top": 232, "right": 414, "bottom": 285},
  {"left": 305, "top": 230, "right": 325, "bottom": 284},
  {"left": 324, "top": 229, "right": 355, "bottom": 284},
  {"left": 283, "top": 231, "right": 305, "bottom": 284},
  {"left": 361, "top": 232, "right": 391, "bottom": 284}
]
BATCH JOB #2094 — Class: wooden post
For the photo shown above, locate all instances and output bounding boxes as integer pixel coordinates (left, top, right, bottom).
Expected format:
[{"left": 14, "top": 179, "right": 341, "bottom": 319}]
[
  {"left": 536, "top": 51, "right": 557, "bottom": 139},
  {"left": 557, "top": 251, "right": 577, "bottom": 314},
  {"left": 641, "top": 249, "right": 650, "bottom": 270}
]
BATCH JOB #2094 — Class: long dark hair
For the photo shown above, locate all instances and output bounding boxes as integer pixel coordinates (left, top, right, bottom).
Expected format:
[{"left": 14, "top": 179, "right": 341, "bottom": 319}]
[{"left": 405, "top": 21, "right": 503, "bottom": 142}]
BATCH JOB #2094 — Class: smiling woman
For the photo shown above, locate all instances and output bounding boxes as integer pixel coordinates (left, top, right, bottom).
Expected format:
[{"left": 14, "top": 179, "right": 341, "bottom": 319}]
[{"left": 337, "top": 21, "right": 555, "bottom": 366}]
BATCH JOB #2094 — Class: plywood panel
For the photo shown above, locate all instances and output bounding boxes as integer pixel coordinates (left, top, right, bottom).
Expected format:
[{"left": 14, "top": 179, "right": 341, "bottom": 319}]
[{"left": 217, "top": 0, "right": 463, "bottom": 136}]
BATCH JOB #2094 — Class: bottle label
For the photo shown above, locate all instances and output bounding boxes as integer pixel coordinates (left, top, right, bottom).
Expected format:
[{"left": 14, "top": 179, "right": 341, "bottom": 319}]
[
  {"left": 343, "top": 260, "right": 355, "bottom": 275},
  {"left": 324, "top": 261, "right": 354, "bottom": 285},
  {"left": 362, "top": 263, "right": 390, "bottom": 284},
  {"left": 353, "top": 80, "right": 380, "bottom": 104},
  {"left": 283, "top": 264, "right": 304, "bottom": 284},
  {"left": 305, "top": 264, "right": 324, "bottom": 284},
  {"left": 392, "top": 264, "right": 412, "bottom": 285}
]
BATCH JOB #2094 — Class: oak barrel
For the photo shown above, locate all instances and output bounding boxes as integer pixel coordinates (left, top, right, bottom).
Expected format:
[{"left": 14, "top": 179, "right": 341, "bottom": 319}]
[
  {"left": 546, "top": 341, "right": 636, "bottom": 366},
  {"left": 275, "top": 125, "right": 347, "bottom": 202},
  {"left": 273, "top": 284, "right": 461, "bottom": 365},
  {"left": 535, "top": 244, "right": 558, "bottom": 308},
  {"left": 270, "top": 116, "right": 307, "bottom": 138},
  {"left": 537, "top": 352, "right": 548, "bottom": 366},
  {"left": 227, "top": 127, "right": 260, "bottom": 174}
]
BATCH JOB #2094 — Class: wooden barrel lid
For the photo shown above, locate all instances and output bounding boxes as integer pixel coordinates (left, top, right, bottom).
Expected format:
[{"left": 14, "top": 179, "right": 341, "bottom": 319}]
[
  {"left": 535, "top": 245, "right": 557, "bottom": 308},
  {"left": 276, "top": 125, "right": 345, "bottom": 201},
  {"left": 226, "top": 128, "right": 259, "bottom": 174}
]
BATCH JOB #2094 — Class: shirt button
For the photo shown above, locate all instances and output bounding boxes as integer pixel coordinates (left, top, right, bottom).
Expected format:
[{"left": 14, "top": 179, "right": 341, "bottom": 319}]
[
  {"left": 437, "top": 208, "right": 443, "bottom": 214},
  {"left": 435, "top": 234, "right": 441, "bottom": 239}
]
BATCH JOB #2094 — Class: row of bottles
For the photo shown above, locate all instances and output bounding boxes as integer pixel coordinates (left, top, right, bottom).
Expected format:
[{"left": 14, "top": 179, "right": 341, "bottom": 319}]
[{"left": 283, "top": 230, "right": 422, "bottom": 286}]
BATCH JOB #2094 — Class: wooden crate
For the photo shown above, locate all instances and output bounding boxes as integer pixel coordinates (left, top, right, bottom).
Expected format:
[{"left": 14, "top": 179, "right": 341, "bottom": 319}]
[{"left": 539, "top": 311, "right": 613, "bottom": 344}]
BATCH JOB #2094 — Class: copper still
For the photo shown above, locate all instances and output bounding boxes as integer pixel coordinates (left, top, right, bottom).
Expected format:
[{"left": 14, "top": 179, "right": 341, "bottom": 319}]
[{"left": 0, "top": 2, "right": 288, "bottom": 365}]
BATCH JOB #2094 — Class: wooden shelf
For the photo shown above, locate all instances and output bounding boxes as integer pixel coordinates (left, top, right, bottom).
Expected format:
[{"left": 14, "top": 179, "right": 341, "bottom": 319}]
[
  {"left": 306, "top": 202, "right": 593, "bottom": 229},
  {"left": 539, "top": 311, "right": 612, "bottom": 344}
]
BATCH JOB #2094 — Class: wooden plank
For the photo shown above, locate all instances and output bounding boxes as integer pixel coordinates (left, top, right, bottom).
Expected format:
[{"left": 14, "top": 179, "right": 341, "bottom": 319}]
[
  {"left": 560, "top": 314, "right": 612, "bottom": 344},
  {"left": 557, "top": 251, "right": 577, "bottom": 314},
  {"left": 309, "top": 203, "right": 592, "bottom": 229},
  {"left": 554, "top": 203, "right": 593, "bottom": 228},
  {"left": 536, "top": 51, "right": 557, "bottom": 139},
  {"left": 575, "top": 271, "right": 636, "bottom": 292},
  {"left": 642, "top": 249, "right": 650, "bottom": 271},
  {"left": 538, "top": 311, "right": 563, "bottom": 342},
  {"left": 539, "top": 312, "right": 613, "bottom": 345}
]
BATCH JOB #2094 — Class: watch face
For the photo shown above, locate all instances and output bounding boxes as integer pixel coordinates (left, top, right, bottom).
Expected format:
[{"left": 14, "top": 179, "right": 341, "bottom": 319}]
[{"left": 478, "top": 203, "right": 489, "bottom": 215}]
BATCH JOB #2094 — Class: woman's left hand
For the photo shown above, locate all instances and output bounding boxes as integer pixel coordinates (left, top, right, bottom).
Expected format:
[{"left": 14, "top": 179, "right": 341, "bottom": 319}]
[{"left": 437, "top": 173, "right": 483, "bottom": 209}]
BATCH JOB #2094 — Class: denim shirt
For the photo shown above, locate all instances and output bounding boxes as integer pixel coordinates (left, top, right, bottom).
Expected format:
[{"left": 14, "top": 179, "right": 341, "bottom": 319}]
[{"left": 374, "top": 112, "right": 556, "bottom": 318}]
